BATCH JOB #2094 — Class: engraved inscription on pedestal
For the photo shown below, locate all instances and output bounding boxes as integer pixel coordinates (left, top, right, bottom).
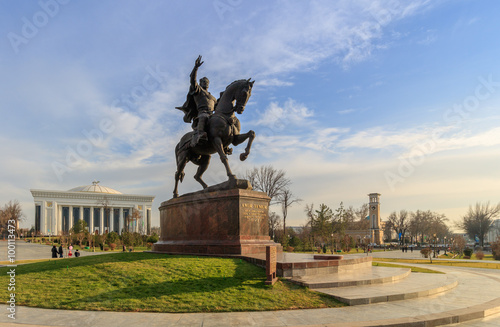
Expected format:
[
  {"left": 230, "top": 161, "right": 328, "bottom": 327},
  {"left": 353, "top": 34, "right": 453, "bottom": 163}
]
[
  {"left": 241, "top": 203, "right": 268, "bottom": 221},
  {"left": 240, "top": 201, "right": 269, "bottom": 237}
]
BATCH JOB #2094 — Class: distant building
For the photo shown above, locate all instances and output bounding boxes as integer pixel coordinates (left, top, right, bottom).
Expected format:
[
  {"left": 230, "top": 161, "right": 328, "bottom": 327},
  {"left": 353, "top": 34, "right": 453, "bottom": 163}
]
[
  {"left": 30, "top": 181, "right": 155, "bottom": 236},
  {"left": 345, "top": 193, "right": 384, "bottom": 245},
  {"left": 487, "top": 219, "right": 500, "bottom": 243}
]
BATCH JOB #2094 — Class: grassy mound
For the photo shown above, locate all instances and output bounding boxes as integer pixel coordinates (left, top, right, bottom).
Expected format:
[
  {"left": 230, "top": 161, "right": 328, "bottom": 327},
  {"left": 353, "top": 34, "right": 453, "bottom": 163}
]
[{"left": 0, "top": 252, "right": 343, "bottom": 313}]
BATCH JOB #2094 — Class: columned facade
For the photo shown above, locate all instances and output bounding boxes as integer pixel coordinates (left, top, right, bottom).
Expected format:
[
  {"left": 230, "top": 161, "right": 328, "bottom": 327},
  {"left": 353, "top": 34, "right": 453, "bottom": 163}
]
[{"left": 31, "top": 182, "right": 155, "bottom": 236}]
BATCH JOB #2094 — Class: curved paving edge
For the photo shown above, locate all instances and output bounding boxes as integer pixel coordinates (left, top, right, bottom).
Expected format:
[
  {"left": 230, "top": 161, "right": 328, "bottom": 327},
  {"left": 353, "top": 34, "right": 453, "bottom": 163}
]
[
  {"left": 323, "top": 274, "right": 459, "bottom": 306},
  {"left": 302, "top": 297, "right": 500, "bottom": 327},
  {"left": 1, "top": 266, "right": 499, "bottom": 327},
  {"left": 291, "top": 267, "right": 411, "bottom": 289}
]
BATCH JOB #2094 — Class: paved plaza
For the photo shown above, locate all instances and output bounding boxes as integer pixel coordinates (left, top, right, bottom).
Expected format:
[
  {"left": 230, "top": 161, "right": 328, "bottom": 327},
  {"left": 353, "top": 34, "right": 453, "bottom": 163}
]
[
  {"left": 0, "top": 240, "right": 113, "bottom": 262},
  {"left": 1, "top": 242, "right": 500, "bottom": 326}
]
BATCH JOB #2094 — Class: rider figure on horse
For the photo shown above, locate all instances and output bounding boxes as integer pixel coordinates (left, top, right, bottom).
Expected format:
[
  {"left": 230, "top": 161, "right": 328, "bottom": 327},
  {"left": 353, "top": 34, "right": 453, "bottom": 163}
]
[{"left": 176, "top": 55, "right": 217, "bottom": 147}]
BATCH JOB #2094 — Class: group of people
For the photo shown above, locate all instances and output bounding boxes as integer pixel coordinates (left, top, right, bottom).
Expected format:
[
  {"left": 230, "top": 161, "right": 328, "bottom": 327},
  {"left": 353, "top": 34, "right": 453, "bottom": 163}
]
[
  {"left": 51, "top": 244, "right": 80, "bottom": 258},
  {"left": 401, "top": 245, "right": 413, "bottom": 253}
]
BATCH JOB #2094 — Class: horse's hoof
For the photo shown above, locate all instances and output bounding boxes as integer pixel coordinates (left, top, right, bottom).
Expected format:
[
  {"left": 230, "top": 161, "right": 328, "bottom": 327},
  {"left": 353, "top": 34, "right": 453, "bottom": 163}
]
[{"left": 240, "top": 153, "right": 248, "bottom": 161}]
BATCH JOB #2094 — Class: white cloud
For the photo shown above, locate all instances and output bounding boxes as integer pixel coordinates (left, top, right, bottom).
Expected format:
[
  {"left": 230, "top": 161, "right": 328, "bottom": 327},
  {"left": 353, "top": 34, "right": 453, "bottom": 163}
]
[
  {"left": 205, "top": 1, "right": 435, "bottom": 78},
  {"left": 337, "top": 109, "right": 356, "bottom": 115},
  {"left": 254, "top": 99, "right": 314, "bottom": 128},
  {"left": 257, "top": 78, "right": 294, "bottom": 87}
]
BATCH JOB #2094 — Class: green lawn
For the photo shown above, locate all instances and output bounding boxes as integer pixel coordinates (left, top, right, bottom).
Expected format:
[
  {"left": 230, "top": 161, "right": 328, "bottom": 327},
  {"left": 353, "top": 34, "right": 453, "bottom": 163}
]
[
  {"left": 0, "top": 253, "right": 343, "bottom": 313},
  {"left": 439, "top": 253, "right": 495, "bottom": 260},
  {"left": 372, "top": 257, "right": 500, "bottom": 270}
]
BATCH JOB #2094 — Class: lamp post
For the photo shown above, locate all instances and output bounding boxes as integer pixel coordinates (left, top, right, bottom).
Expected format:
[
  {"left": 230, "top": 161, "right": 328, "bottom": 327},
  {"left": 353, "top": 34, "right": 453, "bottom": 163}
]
[
  {"left": 444, "top": 236, "right": 447, "bottom": 255},
  {"left": 433, "top": 233, "right": 437, "bottom": 258},
  {"left": 331, "top": 233, "right": 334, "bottom": 254}
]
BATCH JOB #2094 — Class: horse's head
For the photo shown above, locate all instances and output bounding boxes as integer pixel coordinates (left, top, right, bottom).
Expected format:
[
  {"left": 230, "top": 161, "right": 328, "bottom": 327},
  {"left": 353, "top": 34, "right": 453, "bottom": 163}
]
[{"left": 234, "top": 78, "right": 254, "bottom": 114}]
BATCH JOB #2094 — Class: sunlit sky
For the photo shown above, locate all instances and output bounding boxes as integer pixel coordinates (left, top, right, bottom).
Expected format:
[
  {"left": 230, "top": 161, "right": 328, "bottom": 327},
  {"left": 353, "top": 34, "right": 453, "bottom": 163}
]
[{"left": 2, "top": 1, "right": 500, "bottom": 229}]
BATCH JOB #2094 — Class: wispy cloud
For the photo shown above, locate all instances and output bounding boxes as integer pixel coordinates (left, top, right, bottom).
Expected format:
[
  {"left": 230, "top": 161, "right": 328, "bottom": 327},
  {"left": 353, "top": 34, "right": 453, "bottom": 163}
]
[{"left": 337, "top": 109, "right": 356, "bottom": 115}]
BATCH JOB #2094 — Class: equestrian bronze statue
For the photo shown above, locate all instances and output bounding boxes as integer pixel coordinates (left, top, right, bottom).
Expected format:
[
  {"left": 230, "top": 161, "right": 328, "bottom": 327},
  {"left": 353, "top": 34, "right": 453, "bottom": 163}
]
[{"left": 174, "top": 56, "right": 255, "bottom": 197}]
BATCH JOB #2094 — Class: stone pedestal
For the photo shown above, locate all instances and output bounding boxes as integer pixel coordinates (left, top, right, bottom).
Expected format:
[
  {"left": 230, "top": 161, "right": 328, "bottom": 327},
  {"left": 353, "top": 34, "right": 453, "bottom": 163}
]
[{"left": 152, "top": 182, "right": 282, "bottom": 255}]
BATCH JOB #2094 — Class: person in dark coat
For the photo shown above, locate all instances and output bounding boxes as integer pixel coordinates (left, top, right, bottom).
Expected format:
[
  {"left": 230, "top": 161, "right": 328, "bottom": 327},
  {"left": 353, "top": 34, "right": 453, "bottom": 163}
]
[
  {"left": 51, "top": 245, "right": 58, "bottom": 258},
  {"left": 58, "top": 245, "right": 63, "bottom": 258}
]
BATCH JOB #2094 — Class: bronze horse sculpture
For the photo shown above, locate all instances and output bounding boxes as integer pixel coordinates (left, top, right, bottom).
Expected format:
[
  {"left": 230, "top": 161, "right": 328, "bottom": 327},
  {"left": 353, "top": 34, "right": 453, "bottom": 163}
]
[{"left": 173, "top": 78, "right": 255, "bottom": 197}]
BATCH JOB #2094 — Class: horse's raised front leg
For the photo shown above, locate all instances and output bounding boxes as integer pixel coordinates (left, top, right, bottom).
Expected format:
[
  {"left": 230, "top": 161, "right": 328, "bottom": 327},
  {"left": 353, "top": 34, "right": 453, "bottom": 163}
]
[
  {"left": 212, "top": 136, "right": 235, "bottom": 181},
  {"left": 232, "top": 130, "right": 255, "bottom": 161}
]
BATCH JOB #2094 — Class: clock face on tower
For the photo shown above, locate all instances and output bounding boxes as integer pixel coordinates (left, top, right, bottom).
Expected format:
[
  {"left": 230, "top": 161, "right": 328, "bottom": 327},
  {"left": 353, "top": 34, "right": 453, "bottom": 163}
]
[{"left": 371, "top": 205, "right": 376, "bottom": 211}]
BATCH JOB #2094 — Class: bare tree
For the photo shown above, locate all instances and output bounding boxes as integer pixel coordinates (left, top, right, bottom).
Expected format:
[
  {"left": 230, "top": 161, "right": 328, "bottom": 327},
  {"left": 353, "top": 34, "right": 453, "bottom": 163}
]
[
  {"left": 384, "top": 220, "right": 394, "bottom": 242},
  {"left": 453, "top": 235, "right": 466, "bottom": 254},
  {"left": 0, "top": 200, "right": 25, "bottom": 237},
  {"left": 345, "top": 204, "right": 370, "bottom": 230},
  {"left": 387, "top": 210, "right": 410, "bottom": 245},
  {"left": 127, "top": 208, "right": 142, "bottom": 233},
  {"left": 457, "top": 202, "right": 500, "bottom": 247},
  {"left": 268, "top": 211, "right": 281, "bottom": 240},
  {"left": 279, "top": 189, "right": 301, "bottom": 243},
  {"left": 245, "top": 165, "right": 290, "bottom": 204}
]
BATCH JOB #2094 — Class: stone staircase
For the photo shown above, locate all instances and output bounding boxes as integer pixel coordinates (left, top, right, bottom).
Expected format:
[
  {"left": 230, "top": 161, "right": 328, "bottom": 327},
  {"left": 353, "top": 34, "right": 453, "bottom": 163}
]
[{"left": 293, "top": 267, "right": 458, "bottom": 305}]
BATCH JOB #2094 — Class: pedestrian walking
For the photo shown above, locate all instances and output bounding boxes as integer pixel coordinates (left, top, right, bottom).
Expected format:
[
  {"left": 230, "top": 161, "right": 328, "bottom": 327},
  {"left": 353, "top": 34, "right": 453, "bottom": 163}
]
[
  {"left": 58, "top": 245, "right": 63, "bottom": 258},
  {"left": 51, "top": 245, "right": 58, "bottom": 258}
]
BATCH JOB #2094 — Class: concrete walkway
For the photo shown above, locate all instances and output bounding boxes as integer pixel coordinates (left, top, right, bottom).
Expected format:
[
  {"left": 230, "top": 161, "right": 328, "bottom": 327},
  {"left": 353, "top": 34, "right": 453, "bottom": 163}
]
[
  {"left": 1, "top": 244, "right": 500, "bottom": 326},
  {"left": 0, "top": 240, "right": 114, "bottom": 262},
  {"left": 1, "top": 263, "right": 500, "bottom": 326}
]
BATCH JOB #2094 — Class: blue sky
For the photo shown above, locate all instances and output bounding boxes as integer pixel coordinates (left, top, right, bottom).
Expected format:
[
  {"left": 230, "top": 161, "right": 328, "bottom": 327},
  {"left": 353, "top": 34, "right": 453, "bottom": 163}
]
[{"left": 2, "top": 0, "right": 500, "bottom": 229}]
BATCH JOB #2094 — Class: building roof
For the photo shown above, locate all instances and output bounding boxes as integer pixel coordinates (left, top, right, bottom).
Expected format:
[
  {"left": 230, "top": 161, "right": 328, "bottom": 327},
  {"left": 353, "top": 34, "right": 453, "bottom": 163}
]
[{"left": 67, "top": 181, "right": 122, "bottom": 194}]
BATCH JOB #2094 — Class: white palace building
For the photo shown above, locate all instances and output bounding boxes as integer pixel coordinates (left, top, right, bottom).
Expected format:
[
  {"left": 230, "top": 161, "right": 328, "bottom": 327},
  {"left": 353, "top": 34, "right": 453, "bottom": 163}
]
[{"left": 30, "top": 181, "right": 155, "bottom": 236}]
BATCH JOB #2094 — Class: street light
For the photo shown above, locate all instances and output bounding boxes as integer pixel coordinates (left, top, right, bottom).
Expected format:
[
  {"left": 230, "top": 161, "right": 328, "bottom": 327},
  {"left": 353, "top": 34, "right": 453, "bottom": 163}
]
[
  {"left": 331, "top": 233, "right": 334, "bottom": 254},
  {"left": 433, "top": 233, "right": 437, "bottom": 258},
  {"left": 444, "top": 236, "right": 447, "bottom": 255}
]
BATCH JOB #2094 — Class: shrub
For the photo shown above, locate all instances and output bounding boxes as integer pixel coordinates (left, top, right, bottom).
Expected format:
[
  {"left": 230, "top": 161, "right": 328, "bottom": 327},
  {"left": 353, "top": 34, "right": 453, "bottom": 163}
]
[
  {"left": 463, "top": 248, "right": 473, "bottom": 257},
  {"left": 146, "top": 234, "right": 159, "bottom": 244},
  {"left": 420, "top": 248, "right": 431, "bottom": 258},
  {"left": 475, "top": 251, "right": 484, "bottom": 260},
  {"left": 491, "top": 239, "right": 500, "bottom": 260},
  {"left": 45, "top": 242, "right": 52, "bottom": 245},
  {"left": 463, "top": 256, "right": 471, "bottom": 259},
  {"left": 104, "top": 247, "right": 110, "bottom": 251},
  {"left": 286, "top": 246, "right": 294, "bottom": 252},
  {"left": 109, "top": 243, "right": 116, "bottom": 251},
  {"left": 106, "top": 232, "right": 119, "bottom": 245},
  {"left": 146, "top": 242, "right": 153, "bottom": 249}
]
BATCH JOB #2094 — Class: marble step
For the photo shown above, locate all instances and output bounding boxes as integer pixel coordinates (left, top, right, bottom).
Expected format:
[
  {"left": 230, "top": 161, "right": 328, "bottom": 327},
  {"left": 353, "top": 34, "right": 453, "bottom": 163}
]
[
  {"left": 290, "top": 266, "right": 411, "bottom": 288},
  {"left": 317, "top": 271, "right": 458, "bottom": 305}
]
